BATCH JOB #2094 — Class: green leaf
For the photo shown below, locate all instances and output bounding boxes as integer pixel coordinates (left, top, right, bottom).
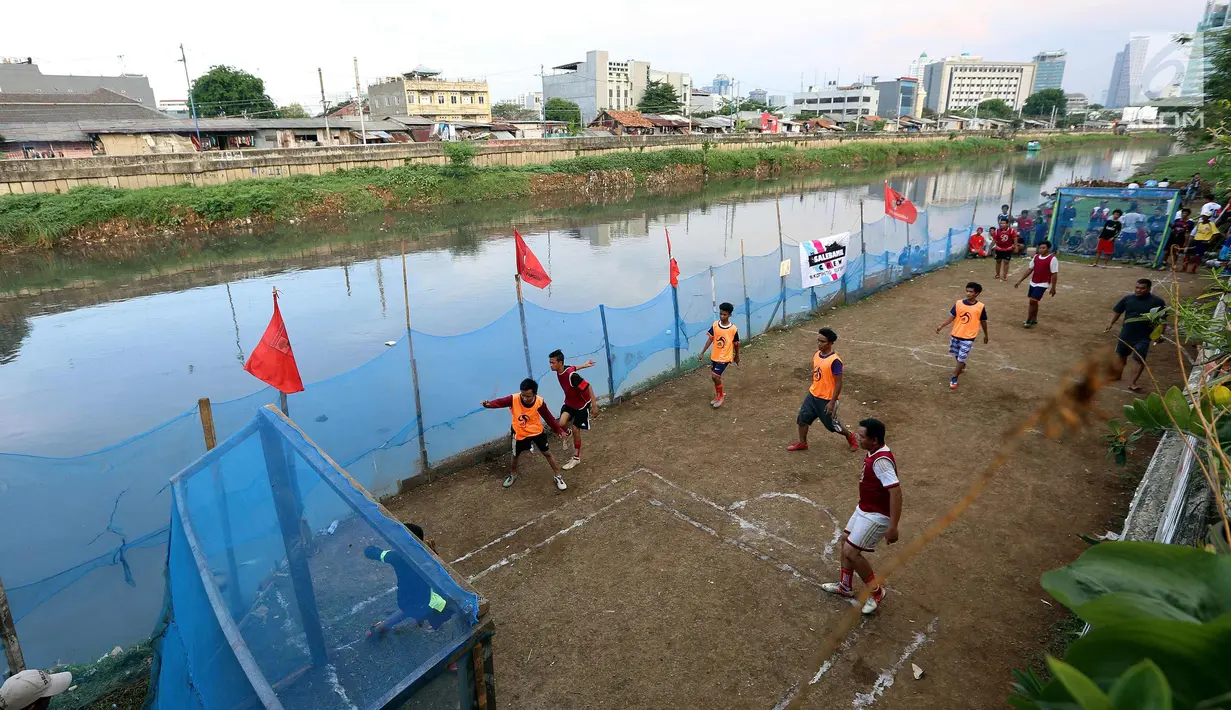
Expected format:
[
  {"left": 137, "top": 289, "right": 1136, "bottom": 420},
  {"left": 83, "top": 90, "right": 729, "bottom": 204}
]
[
  {"left": 1042, "top": 542, "right": 1231, "bottom": 625},
  {"left": 1144, "top": 393, "right": 1170, "bottom": 429},
  {"left": 1164, "top": 387, "right": 1191, "bottom": 431},
  {"left": 1063, "top": 617, "right": 1231, "bottom": 708},
  {"left": 1109, "top": 660, "right": 1171, "bottom": 710},
  {"left": 1048, "top": 658, "right": 1111, "bottom": 710}
]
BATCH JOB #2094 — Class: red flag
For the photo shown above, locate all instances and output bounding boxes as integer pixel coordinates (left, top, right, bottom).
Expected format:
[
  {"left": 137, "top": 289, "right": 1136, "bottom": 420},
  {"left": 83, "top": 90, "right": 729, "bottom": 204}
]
[
  {"left": 243, "top": 291, "right": 304, "bottom": 394},
  {"left": 514, "top": 230, "right": 552, "bottom": 289},
  {"left": 884, "top": 182, "right": 918, "bottom": 224},
  {"left": 665, "top": 229, "right": 680, "bottom": 288}
]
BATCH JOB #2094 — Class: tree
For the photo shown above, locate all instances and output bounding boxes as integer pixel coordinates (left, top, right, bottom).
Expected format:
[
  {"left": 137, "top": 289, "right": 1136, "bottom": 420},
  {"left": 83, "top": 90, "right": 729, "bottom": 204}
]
[
  {"left": 544, "top": 98, "right": 582, "bottom": 124},
  {"left": 637, "top": 80, "right": 683, "bottom": 114},
  {"left": 973, "top": 98, "right": 1014, "bottom": 120},
  {"left": 278, "top": 103, "right": 309, "bottom": 119},
  {"left": 1022, "top": 89, "right": 1068, "bottom": 118},
  {"left": 921, "top": 106, "right": 938, "bottom": 119},
  {"left": 1089, "top": 103, "right": 1104, "bottom": 110},
  {"left": 717, "top": 97, "right": 781, "bottom": 116},
  {"left": 191, "top": 65, "right": 276, "bottom": 118},
  {"left": 491, "top": 101, "right": 539, "bottom": 121}
]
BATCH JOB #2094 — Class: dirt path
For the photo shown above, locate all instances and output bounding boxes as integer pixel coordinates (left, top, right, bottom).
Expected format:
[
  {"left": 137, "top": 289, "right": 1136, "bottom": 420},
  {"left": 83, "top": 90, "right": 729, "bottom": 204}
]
[{"left": 385, "top": 258, "right": 1196, "bottom": 709}]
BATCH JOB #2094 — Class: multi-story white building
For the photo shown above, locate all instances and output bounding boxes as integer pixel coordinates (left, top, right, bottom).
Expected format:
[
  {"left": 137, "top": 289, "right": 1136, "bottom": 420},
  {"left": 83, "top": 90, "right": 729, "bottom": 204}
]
[
  {"left": 690, "top": 89, "right": 723, "bottom": 114},
  {"left": 1106, "top": 37, "right": 1148, "bottom": 108},
  {"left": 922, "top": 55, "right": 1037, "bottom": 114},
  {"left": 1065, "top": 92, "right": 1089, "bottom": 114},
  {"left": 907, "top": 52, "right": 931, "bottom": 82},
  {"left": 786, "top": 82, "right": 879, "bottom": 126},
  {"left": 767, "top": 94, "right": 788, "bottom": 108},
  {"left": 542, "top": 50, "right": 690, "bottom": 124}
]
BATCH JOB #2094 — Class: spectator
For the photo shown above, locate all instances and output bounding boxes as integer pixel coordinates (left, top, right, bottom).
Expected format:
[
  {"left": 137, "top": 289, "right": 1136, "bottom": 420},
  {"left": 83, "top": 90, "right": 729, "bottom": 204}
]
[
  {"left": 1201, "top": 197, "right": 1223, "bottom": 220},
  {"left": 1187, "top": 173, "right": 1203, "bottom": 202},
  {"left": 0, "top": 670, "right": 74, "bottom": 710}
]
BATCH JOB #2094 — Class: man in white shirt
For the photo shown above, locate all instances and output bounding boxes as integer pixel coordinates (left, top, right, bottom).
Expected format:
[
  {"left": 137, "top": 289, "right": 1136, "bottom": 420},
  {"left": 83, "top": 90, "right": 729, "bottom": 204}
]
[{"left": 1201, "top": 199, "right": 1223, "bottom": 220}]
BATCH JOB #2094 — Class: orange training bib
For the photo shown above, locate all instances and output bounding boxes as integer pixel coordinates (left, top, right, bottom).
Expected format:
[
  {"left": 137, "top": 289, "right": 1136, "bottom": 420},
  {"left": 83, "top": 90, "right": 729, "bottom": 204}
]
[
  {"left": 511, "top": 395, "right": 544, "bottom": 440},
  {"left": 712, "top": 321, "right": 737, "bottom": 363},
  {"left": 809, "top": 351, "right": 840, "bottom": 400},
  {"left": 951, "top": 299, "right": 984, "bottom": 340}
]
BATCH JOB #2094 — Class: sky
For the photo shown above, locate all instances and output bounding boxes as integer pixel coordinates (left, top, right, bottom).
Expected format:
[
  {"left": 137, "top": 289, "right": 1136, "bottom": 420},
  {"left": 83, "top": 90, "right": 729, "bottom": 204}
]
[{"left": 3, "top": 0, "right": 1209, "bottom": 110}]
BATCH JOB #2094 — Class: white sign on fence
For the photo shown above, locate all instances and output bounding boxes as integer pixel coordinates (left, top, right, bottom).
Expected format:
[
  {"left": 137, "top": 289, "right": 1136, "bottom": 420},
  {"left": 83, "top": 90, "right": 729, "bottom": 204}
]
[{"left": 799, "top": 232, "right": 851, "bottom": 289}]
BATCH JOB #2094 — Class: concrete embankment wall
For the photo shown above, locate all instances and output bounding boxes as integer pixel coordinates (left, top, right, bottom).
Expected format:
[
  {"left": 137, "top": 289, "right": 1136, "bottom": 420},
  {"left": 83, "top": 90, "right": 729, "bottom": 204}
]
[{"left": 0, "top": 130, "right": 1079, "bottom": 196}]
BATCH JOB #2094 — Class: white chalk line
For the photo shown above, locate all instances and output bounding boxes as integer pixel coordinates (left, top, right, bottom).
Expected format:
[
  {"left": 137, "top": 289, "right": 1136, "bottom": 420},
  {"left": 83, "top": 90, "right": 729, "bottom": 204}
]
[
  {"left": 727, "top": 491, "right": 844, "bottom": 560},
  {"left": 324, "top": 663, "right": 359, "bottom": 710},
  {"left": 851, "top": 617, "right": 938, "bottom": 709},
  {"left": 772, "top": 631, "right": 863, "bottom": 710},
  {"left": 644, "top": 470, "right": 836, "bottom": 562},
  {"left": 467, "top": 489, "right": 640, "bottom": 583},
  {"left": 648, "top": 498, "right": 827, "bottom": 590},
  {"left": 450, "top": 472, "right": 640, "bottom": 566}
]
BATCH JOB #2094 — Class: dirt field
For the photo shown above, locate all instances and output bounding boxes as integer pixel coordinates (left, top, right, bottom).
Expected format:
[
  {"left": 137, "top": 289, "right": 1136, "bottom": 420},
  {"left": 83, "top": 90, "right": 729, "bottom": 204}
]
[{"left": 385, "top": 258, "right": 1198, "bottom": 709}]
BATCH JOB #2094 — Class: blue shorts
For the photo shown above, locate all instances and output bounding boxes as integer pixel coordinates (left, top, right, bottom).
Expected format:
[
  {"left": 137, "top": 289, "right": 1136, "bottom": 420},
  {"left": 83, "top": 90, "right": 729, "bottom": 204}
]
[
  {"left": 948, "top": 336, "right": 975, "bottom": 363},
  {"left": 1028, "top": 285, "right": 1047, "bottom": 302},
  {"left": 711, "top": 361, "right": 731, "bottom": 376}
]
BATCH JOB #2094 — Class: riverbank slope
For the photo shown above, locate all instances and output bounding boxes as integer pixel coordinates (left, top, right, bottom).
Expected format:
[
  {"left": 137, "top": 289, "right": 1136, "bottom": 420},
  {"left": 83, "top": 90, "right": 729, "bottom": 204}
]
[{"left": 0, "top": 132, "right": 1155, "bottom": 249}]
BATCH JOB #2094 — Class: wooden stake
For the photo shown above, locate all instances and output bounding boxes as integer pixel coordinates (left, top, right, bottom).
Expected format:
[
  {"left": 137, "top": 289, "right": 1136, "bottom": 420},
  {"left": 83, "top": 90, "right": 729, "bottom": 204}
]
[
  {"left": 472, "top": 640, "right": 488, "bottom": 710},
  {"left": 776, "top": 193, "right": 787, "bottom": 327},
  {"left": 0, "top": 575, "right": 25, "bottom": 674},
  {"left": 199, "top": 398, "right": 244, "bottom": 616},
  {"left": 401, "top": 241, "right": 431, "bottom": 479}
]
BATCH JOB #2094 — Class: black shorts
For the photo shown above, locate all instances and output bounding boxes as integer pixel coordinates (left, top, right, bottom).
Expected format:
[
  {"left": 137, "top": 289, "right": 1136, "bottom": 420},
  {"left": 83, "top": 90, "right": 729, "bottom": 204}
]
[
  {"left": 1190, "top": 241, "right": 1210, "bottom": 258},
  {"left": 797, "top": 393, "right": 844, "bottom": 432},
  {"left": 994, "top": 250, "right": 1013, "bottom": 261},
  {"left": 1116, "top": 339, "right": 1150, "bottom": 362},
  {"left": 560, "top": 404, "right": 590, "bottom": 431},
  {"left": 513, "top": 432, "right": 551, "bottom": 455}
]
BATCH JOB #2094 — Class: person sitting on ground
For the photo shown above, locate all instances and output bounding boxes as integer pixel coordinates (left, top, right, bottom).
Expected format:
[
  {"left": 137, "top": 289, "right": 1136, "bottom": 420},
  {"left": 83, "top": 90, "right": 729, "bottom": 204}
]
[
  {"left": 364, "top": 523, "right": 455, "bottom": 640},
  {"left": 0, "top": 669, "right": 74, "bottom": 710},
  {"left": 1158, "top": 177, "right": 1171, "bottom": 188},
  {"left": 967, "top": 227, "right": 988, "bottom": 258}
]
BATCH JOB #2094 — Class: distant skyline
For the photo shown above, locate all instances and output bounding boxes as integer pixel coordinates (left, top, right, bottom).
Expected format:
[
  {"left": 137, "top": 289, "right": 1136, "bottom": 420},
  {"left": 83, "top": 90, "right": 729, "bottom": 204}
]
[{"left": 3, "top": 0, "right": 1206, "bottom": 111}]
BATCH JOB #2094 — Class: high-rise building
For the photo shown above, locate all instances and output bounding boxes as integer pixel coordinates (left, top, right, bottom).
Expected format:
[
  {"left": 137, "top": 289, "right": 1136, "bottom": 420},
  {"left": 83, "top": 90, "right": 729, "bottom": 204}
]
[
  {"left": 922, "top": 55, "right": 1037, "bottom": 113},
  {"left": 711, "top": 74, "right": 733, "bottom": 98},
  {"left": 1031, "top": 50, "right": 1067, "bottom": 92},
  {"left": 874, "top": 78, "right": 921, "bottom": 119},
  {"left": 541, "top": 50, "right": 691, "bottom": 124},
  {"left": 1105, "top": 36, "right": 1155, "bottom": 108},
  {"left": 907, "top": 52, "right": 931, "bottom": 82},
  {"left": 767, "top": 94, "right": 788, "bottom": 108},
  {"left": 747, "top": 88, "right": 768, "bottom": 104},
  {"left": 1183, "top": 0, "right": 1231, "bottom": 98},
  {"left": 368, "top": 66, "right": 491, "bottom": 122}
]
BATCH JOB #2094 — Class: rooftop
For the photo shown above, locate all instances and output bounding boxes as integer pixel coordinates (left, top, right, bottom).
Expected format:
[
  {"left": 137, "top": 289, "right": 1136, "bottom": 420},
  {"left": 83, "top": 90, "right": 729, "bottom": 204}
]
[{"left": 0, "top": 88, "right": 169, "bottom": 123}]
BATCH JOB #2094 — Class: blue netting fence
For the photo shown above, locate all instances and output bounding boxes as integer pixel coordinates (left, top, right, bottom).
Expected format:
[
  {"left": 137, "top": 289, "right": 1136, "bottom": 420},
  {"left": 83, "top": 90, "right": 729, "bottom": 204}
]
[
  {"left": 0, "top": 200, "right": 981, "bottom": 676},
  {"left": 153, "top": 405, "right": 483, "bottom": 709}
]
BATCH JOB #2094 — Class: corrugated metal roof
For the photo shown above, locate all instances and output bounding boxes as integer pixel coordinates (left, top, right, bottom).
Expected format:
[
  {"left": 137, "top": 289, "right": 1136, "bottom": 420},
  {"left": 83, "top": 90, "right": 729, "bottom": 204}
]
[{"left": 0, "top": 122, "right": 91, "bottom": 142}]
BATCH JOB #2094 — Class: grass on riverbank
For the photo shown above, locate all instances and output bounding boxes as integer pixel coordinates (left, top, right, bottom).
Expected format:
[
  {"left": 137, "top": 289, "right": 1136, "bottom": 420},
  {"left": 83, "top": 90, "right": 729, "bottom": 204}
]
[
  {"left": 0, "top": 132, "right": 1153, "bottom": 248},
  {"left": 1129, "top": 147, "right": 1222, "bottom": 187}
]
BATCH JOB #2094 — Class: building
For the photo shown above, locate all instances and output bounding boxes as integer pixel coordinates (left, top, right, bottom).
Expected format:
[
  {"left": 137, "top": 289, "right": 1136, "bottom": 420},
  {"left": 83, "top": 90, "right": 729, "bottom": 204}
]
[
  {"left": 874, "top": 78, "right": 920, "bottom": 119},
  {"left": 0, "top": 58, "right": 156, "bottom": 106},
  {"left": 907, "top": 52, "right": 931, "bottom": 82},
  {"left": 767, "top": 94, "right": 788, "bottom": 108},
  {"left": 711, "top": 74, "right": 733, "bottom": 97},
  {"left": 589, "top": 109, "right": 655, "bottom": 136},
  {"left": 922, "top": 55, "right": 1037, "bottom": 113},
  {"left": 690, "top": 89, "right": 723, "bottom": 114},
  {"left": 542, "top": 50, "right": 690, "bottom": 124},
  {"left": 326, "top": 99, "right": 368, "bottom": 118},
  {"left": 520, "top": 92, "right": 543, "bottom": 114},
  {"left": 1065, "top": 92, "right": 1089, "bottom": 113},
  {"left": 1031, "top": 50, "right": 1067, "bottom": 92},
  {"left": 367, "top": 66, "right": 491, "bottom": 123},
  {"left": 786, "top": 82, "right": 879, "bottom": 126},
  {"left": 748, "top": 88, "right": 768, "bottom": 104},
  {"left": 157, "top": 99, "right": 192, "bottom": 117},
  {"left": 1183, "top": 0, "right": 1229, "bottom": 99},
  {"left": 0, "top": 88, "right": 169, "bottom": 124}
]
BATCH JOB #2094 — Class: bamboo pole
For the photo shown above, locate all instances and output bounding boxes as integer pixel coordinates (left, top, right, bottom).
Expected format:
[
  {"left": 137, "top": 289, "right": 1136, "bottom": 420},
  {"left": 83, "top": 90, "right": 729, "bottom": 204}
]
[
  {"left": 776, "top": 193, "right": 787, "bottom": 327},
  {"left": 739, "top": 238, "right": 751, "bottom": 336},
  {"left": 199, "top": 398, "right": 244, "bottom": 616},
  {"left": 401, "top": 242, "right": 431, "bottom": 479},
  {"left": 0, "top": 575, "right": 25, "bottom": 674}
]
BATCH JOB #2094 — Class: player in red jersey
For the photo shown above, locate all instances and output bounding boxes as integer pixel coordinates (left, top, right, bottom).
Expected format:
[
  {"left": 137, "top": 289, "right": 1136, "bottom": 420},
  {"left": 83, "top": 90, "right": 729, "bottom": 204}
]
[
  {"left": 821, "top": 418, "right": 902, "bottom": 615},
  {"left": 990, "top": 217, "right": 1019, "bottom": 282},
  {"left": 549, "top": 350, "right": 600, "bottom": 471}
]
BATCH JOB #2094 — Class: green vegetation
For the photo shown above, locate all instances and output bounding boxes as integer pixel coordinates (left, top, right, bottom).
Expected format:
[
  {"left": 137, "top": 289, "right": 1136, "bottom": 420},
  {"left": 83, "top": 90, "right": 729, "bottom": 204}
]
[
  {"left": 190, "top": 65, "right": 276, "bottom": 118},
  {"left": 1130, "top": 148, "right": 1221, "bottom": 186},
  {"left": 0, "top": 133, "right": 1158, "bottom": 249},
  {"left": 543, "top": 98, "right": 581, "bottom": 125},
  {"left": 1023, "top": 89, "right": 1068, "bottom": 120},
  {"left": 491, "top": 101, "right": 539, "bottom": 121},
  {"left": 636, "top": 80, "right": 684, "bottom": 114},
  {"left": 277, "top": 103, "right": 310, "bottom": 119},
  {"left": 47, "top": 642, "right": 151, "bottom": 710}
]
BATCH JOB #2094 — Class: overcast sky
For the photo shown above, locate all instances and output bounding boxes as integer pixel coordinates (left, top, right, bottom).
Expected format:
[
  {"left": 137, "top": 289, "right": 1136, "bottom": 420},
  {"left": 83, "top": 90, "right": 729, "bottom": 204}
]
[{"left": 4, "top": 0, "right": 1206, "bottom": 109}]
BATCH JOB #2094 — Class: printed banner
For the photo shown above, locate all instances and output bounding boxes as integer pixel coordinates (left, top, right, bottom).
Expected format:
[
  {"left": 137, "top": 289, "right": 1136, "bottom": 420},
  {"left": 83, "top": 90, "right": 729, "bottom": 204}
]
[{"left": 799, "top": 232, "right": 851, "bottom": 289}]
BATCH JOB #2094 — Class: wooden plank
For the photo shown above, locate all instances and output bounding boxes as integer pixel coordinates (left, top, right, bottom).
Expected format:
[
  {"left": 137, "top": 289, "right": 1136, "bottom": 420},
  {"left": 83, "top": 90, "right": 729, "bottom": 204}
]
[
  {"left": 0, "top": 575, "right": 25, "bottom": 674},
  {"left": 472, "top": 640, "right": 487, "bottom": 710},
  {"left": 173, "top": 483, "right": 286, "bottom": 710}
]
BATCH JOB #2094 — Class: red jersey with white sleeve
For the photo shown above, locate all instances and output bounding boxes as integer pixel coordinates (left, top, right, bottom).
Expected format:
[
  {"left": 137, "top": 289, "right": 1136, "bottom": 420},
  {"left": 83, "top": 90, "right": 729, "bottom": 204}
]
[
  {"left": 859, "top": 446, "right": 900, "bottom": 516},
  {"left": 556, "top": 365, "right": 592, "bottom": 410}
]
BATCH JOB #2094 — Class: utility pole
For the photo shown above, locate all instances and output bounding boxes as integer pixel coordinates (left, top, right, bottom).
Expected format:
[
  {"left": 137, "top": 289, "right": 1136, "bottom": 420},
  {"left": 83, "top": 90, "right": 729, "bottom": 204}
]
[
  {"left": 353, "top": 57, "right": 367, "bottom": 144},
  {"left": 178, "top": 44, "right": 202, "bottom": 148},
  {"left": 318, "top": 68, "right": 332, "bottom": 146}
]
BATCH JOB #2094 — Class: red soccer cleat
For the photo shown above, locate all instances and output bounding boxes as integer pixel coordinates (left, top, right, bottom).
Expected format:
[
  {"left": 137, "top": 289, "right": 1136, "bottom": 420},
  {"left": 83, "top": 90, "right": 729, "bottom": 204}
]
[
  {"left": 787, "top": 442, "right": 809, "bottom": 452},
  {"left": 846, "top": 432, "right": 859, "bottom": 452}
]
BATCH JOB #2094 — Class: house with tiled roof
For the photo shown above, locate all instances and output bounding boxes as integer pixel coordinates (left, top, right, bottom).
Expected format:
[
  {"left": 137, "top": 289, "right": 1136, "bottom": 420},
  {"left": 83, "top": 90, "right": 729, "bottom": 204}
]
[
  {"left": 589, "top": 109, "right": 654, "bottom": 135},
  {"left": 0, "top": 88, "right": 170, "bottom": 124}
]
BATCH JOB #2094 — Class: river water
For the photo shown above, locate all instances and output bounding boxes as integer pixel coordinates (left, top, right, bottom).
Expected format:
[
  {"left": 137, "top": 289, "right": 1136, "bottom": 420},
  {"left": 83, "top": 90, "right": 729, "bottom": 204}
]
[{"left": 0, "top": 142, "right": 1175, "bottom": 455}]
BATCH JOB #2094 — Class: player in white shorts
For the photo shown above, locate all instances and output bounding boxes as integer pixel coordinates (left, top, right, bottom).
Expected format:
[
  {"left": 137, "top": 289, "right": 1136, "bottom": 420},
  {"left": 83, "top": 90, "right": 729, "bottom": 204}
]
[{"left": 822, "top": 418, "right": 902, "bottom": 615}]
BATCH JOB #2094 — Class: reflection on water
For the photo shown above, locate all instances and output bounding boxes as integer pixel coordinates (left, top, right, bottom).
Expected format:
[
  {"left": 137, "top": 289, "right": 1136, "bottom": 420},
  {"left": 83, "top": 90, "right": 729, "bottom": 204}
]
[{"left": 0, "top": 143, "right": 1175, "bottom": 454}]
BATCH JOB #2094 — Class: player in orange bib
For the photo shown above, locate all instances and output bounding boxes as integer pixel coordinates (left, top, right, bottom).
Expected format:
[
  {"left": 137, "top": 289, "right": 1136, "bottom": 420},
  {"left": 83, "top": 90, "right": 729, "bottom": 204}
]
[
  {"left": 698, "top": 302, "right": 740, "bottom": 408},
  {"left": 934, "top": 282, "right": 989, "bottom": 390},
  {"left": 482, "top": 378, "right": 568, "bottom": 491},
  {"left": 787, "top": 327, "right": 859, "bottom": 453}
]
